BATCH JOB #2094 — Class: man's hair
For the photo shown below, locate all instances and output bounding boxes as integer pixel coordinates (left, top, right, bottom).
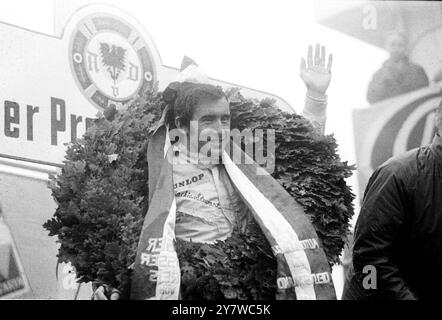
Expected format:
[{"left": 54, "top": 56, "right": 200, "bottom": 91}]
[{"left": 163, "top": 82, "right": 227, "bottom": 128}]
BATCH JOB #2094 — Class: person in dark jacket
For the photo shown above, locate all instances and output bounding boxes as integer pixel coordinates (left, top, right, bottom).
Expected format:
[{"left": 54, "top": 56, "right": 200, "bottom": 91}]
[
  {"left": 367, "top": 31, "right": 429, "bottom": 104},
  {"left": 343, "top": 101, "right": 442, "bottom": 300}
]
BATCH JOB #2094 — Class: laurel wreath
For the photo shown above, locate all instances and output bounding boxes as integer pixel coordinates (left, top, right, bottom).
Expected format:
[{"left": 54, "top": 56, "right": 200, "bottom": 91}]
[{"left": 43, "top": 87, "right": 355, "bottom": 299}]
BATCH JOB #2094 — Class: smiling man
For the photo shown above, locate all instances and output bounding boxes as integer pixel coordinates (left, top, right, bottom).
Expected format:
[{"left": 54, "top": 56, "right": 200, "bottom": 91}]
[
  {"left": 167, "top": 83, "right": 242, "bottom": 244},
  {"left": 94, "top": 44, "right": 336, "bottom": 300}
]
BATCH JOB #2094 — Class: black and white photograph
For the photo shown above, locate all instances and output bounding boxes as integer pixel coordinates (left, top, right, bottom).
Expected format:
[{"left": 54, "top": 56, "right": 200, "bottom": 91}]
[{"left": 0, "top": 0, "right": 441, "bottom": 310}]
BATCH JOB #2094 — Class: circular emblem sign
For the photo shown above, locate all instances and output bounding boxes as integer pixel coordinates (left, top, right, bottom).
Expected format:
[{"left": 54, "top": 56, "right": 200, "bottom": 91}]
[
  {"left": 370, "top": 93, "right": 440, "bottom": 170},
  {"left": 353, "top": 88, "right": 442, "bottom": 200},
  {"left": 69, "top": 14, "right": 156, "bottom": 110}
]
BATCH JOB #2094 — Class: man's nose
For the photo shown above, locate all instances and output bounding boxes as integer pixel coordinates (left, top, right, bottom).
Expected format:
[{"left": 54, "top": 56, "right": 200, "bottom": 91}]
[{"left": 212, "top": 119, "right": 223, "bottom": 132}]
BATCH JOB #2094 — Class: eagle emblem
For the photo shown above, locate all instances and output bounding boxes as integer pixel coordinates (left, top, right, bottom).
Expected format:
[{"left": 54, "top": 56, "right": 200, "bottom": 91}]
[
  {"left": 99, "top": 43, "right": 127, "bottom": 84},
  {"left": 70, "top": 14, "right": 156, "bottom": 110}
]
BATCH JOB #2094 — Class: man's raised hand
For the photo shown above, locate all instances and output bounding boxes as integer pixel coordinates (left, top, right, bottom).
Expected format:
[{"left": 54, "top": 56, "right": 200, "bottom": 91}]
[{"left": 300, "top": 43, "right": 333, "bottom": 98}]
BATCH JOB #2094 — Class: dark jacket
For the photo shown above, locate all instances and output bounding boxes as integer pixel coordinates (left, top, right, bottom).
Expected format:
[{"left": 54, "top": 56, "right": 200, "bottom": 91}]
[
  {"left": 343, "top": 133, "right": 442, "bottom": 300},
  {"left": 367, "top": 57, "right": 429, "bottom": 104}
]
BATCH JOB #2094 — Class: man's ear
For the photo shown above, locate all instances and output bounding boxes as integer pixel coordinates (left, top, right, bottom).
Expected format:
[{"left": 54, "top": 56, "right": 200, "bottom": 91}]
[{"left": 175, "top": 116, "right": 189, "bottom": 133}]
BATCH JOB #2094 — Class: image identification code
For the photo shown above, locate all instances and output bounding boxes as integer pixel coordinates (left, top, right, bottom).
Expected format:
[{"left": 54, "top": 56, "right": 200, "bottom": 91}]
[{"left": 171, "top": 304, "right": 271, "bottom": 317}]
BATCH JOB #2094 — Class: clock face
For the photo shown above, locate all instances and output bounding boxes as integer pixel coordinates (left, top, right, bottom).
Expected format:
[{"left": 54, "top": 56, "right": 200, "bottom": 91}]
[{"left": 69, "top": 14, "right": 156, "bottom": 110}]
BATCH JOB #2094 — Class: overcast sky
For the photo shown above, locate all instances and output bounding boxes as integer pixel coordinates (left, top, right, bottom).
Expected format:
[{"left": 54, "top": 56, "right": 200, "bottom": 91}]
[{"left": 0, "top": 0, "right": 388, "bottom": 216}]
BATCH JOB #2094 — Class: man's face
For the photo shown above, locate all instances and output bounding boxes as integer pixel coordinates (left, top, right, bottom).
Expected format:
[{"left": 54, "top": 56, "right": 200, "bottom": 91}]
[
  {"left": 387, "top": 34, "right": 407, "bottom": 61},
  {"left": 189, "top": 97, "right": 230, "bottom": 159}
]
